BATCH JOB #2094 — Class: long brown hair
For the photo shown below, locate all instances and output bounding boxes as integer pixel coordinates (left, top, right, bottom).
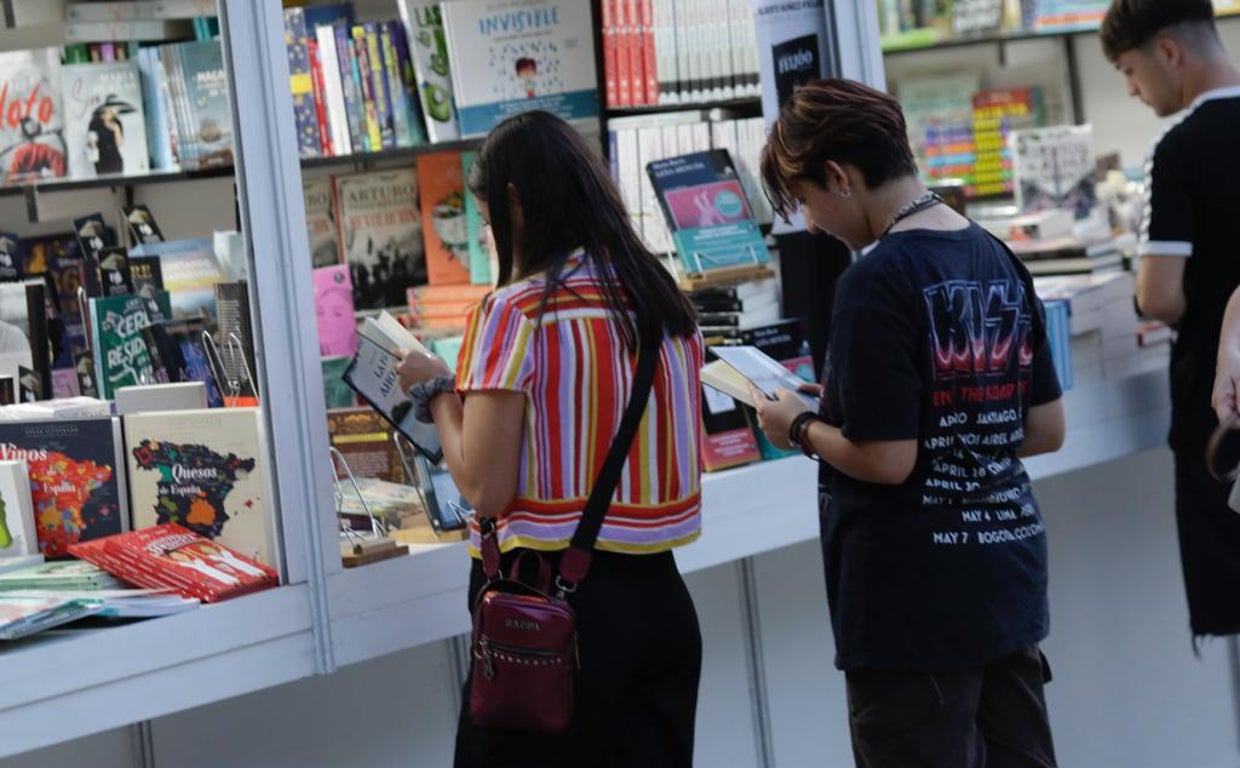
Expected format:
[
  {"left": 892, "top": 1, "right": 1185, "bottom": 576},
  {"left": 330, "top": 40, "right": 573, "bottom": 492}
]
[{"left": 468, "top": 111, "right": 696, "bottom": 349}]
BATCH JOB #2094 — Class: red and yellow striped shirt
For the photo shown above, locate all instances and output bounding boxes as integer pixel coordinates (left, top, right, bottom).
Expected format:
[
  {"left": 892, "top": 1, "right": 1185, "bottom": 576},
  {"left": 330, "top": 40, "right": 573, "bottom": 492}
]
[{"left": 456, "top": 252, "right": 704, "bottom": 554}]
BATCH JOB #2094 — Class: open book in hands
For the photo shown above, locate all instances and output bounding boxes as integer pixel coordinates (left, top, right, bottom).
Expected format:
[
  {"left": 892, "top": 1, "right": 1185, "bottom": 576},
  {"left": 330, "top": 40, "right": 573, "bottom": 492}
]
[
  {"left": 343, "top": 311, "right": 444, "bottom": 463},
  {"left": 702, "top": 346, "right": 818, "bottom": 409}
]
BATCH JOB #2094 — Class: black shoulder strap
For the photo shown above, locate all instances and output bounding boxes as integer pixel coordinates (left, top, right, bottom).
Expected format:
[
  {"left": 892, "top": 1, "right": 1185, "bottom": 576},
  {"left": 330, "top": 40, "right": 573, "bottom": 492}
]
[{"left": 557, "top": 341, "right": 660, "bottom": 587}]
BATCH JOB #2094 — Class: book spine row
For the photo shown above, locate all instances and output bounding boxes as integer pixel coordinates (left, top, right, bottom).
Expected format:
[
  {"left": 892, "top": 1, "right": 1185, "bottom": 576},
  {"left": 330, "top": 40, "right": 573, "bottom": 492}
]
[
  {"left": 609, "top": 113, "right": 771, "bottom": 255},
  {"left": 602, "top": 0, "right": 760, "bottom": 109}
]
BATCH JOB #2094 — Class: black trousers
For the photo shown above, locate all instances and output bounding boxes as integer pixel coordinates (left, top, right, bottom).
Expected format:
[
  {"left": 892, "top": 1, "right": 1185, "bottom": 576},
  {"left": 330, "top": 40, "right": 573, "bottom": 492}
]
[
  {"left": 454, "top": 549, "right": 702, "bottom": 768},
  {"left": 845, "top": 645, "right": 1057, "bottom": 768},
  {"left": 1173, "top": 450, "right": 1240, "bottom": 637}
]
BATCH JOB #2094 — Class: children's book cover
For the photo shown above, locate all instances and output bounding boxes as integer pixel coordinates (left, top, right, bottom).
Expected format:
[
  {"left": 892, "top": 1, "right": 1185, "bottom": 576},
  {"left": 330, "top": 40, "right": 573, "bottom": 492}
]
[
  {"left": 0, "top": 459, "right": 37, "bottom": 558},
  {"left": 0, "top": 417, "right": 127, "bottom": 558},
  {"left": 442, "top": 0, "right": 598, "bottom": 137},
  {"left": 416, "top": 151, "right": 471, "bottom": 285},
  {"left": 125, "top": 408, "right": 276, "bottom": 569},
  {"left": 61, "top": 60, "right": 150, "bottom": 179}
]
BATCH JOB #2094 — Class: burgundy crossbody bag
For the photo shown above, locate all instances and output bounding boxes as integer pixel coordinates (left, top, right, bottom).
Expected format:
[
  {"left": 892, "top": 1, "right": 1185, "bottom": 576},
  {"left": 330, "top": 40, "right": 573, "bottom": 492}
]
[{"left": 469, "top": 342, "right": 659, "bottom": 734}]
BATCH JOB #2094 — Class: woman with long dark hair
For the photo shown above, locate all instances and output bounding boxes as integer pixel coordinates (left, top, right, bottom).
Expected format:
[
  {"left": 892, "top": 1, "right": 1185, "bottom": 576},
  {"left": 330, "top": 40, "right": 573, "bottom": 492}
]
[{"left": 397, "top": 110, "right": 703, "bottom": 767}]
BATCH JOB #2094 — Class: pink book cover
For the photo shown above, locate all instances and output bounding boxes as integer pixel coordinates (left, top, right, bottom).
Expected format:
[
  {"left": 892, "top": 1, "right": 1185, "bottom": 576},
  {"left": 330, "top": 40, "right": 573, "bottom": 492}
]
[{"left": 313, "top": 264, "right": 359, "bottom": 357}]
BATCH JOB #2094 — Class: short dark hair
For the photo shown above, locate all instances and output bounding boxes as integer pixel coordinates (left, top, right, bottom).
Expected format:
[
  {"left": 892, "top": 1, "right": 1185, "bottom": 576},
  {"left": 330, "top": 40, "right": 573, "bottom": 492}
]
[
  {"left": 1100, "top": 0, "right": 1216, "bottom": 61},
  {"left": 760, "top": 78, "right": 917, "bottom": 222}
]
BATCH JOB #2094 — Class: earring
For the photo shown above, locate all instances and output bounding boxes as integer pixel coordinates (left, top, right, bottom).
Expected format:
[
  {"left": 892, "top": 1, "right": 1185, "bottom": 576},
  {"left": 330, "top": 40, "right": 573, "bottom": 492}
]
[{"left": 838, "top": 189, "right": 852, "bottom": 199}]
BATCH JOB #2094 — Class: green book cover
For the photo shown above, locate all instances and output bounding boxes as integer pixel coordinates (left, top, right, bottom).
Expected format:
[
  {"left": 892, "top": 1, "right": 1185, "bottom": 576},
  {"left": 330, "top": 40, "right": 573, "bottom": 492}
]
[{"left": 89, "top": 291, "right": 173, "bottom": 399}]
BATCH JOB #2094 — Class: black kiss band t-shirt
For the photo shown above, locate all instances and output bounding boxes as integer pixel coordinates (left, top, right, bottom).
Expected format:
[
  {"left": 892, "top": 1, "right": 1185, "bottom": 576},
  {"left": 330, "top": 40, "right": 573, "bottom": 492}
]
[{"left": 819, "top": 222, "right": 1062, "bottom": 671}]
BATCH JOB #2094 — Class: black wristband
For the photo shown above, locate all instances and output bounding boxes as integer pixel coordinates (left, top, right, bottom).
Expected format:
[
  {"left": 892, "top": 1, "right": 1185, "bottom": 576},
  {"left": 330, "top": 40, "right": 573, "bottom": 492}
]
[{"left": 788, "top": 411, "right": 822, "bottom": 458}]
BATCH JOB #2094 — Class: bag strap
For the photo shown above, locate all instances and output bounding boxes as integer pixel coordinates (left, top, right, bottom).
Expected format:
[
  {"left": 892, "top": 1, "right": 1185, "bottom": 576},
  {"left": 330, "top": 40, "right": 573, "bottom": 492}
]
[{"left": 479, "top": 342, "right": 660, "bottom": 590}]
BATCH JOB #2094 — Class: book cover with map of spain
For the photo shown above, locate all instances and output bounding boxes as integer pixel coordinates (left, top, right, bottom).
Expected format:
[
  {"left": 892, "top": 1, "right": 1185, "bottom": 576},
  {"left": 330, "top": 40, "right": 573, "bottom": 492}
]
[
  {"left": 69, "top": 523, "right": 277, "bottom": 603},
  {"left": 0, "top": 417, "right": 128, "bottom": 559},
  {"left": 123, "top": 407, "right": 278, "bottom": 571}
]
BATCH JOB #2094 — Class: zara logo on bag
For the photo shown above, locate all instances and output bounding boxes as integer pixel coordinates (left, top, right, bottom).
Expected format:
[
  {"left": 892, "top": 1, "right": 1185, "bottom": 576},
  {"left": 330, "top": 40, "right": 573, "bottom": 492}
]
[{"left": 505, "top": 618, "right": 542, "bottom": 632}]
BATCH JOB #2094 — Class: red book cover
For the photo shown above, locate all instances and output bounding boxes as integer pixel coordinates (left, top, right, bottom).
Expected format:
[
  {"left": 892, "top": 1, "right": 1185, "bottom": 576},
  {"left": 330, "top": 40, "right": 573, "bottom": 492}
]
[
  {"left": 602, "top": 0, "right": 618, "bottom": 108},
  {"left": 640, "top": 0, "right": 657, "bottom": 106},
  {"left": 615, "top": 0, "right": 632, "bottom": 107},
  {"left": 307, "top": 39, "right": 334, "bottom": 157},
  {"left": 69, "top": 524, "right": 278, "bottom": 603}
]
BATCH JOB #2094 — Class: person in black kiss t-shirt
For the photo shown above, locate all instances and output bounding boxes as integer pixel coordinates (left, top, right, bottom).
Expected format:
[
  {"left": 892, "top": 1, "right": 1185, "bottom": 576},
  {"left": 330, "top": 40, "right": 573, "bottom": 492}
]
[
  {"left": 1101, "top": 0, "right": 1240, "bottom": 641},
  {"left": 752, "top": 79, "right": 1066, "bottom": 768}
]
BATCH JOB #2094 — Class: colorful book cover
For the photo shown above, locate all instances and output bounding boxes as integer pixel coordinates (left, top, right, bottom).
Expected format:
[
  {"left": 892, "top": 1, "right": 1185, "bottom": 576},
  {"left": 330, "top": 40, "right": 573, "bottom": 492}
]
[
  {"left": 0, "top": 417, "right": 128, "bottom": 558},
  {"left": 364, "top": 23, "right": 396, "bottom": 150},
  {"left": 88, "top": 291, "right": 172, "bottom": 399},
  {"left": 283, "top": 7, "right": 322, "bottom": 158},
  {"left": 646, "top": 149, "right": 770, "bottom": 274},
  {"left": 334, "top": 24, "right": 367, "bottom": 152},
  {"left": 0, "top": 460, "right": 37, "bottom": 558},
  {"left": 130, "top": 238, "right": 223, "bottom": 322},
  {"left": 380, "top": 21, "right": 421, "bottom": 148},
  {"left": 303, "top": 176, "right": 341, "bottom": 268},
  {"left": 69, "top": 523, "right": 278, "bottom": 603},
  {"left": 146, "top": 318, "right": 223, "bottom": 408},
  {"left": 313, "top": 264, "right": 359, "bottom": 357},
  {"left": 0, "top": 595, "right": 102, "bottom": 639},
  {"left": 0, "top": 48, "right": 66, "bottom": 185},
  {"left": 178, "top": 40, "right": 233, "bottom": 170},
  {"left": 971, "top": 87, "right": 1044, "bottom": 197},
  {"left": 417, "top": 151, "right": 472, "bottom": 286},
  {"left": 326, "top": 407, "right": 405, "bottom": 484},
  {"left": 387, "top": 21, "right": 428, "bottom": 146},
  {"left": 61, "top": 60, "right": 150, "bottom": 179},
  {"left": 1012, "top": 124, "right": 1097, "bottom": 220},
  {"left": 137, "top": 47, "right": 177, "bottom": 171},
  {"left": 351, "top": 27, "right": 383, "bottom": 151},
  {"left": 124, "top": 408, "right": 277, "bottom": 570},
  {"left": 442, "top": 0, "right": 599, "bottom": 137},
  {"left": 460, "top": 151, "right": 492, "bottom": 285},
  {"left": 334, "top": 169, "right": 425, "bottom": 310},
  {"left": 399, "top": 0, "right": 460, "bottom": 142}
]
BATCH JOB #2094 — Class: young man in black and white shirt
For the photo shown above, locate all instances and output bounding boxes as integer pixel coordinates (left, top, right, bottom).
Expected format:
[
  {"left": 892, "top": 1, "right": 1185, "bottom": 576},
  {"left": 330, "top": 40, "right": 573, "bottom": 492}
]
[{"left": 1102, "top": 0, "right": 1240, "bottom": 639}]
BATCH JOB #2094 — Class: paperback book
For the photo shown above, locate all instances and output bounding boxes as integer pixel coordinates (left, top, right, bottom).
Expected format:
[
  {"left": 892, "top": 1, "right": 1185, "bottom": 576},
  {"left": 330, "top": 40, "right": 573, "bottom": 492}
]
[
  {"left": 0, "top": 417, "right": 129, "bottom": 558},
  {"left": 303, "top": 176, "right": 341, "bottom": 268},
  {"left": 646, "top": 150, "right": 770, "bottom": 275},
  {"left": 0, "top": 48, "right": 66, "bottom": 185},
  {"left": 442, "top": 0, "right": 599, "bottom": 137},
  {"left": 417, "top": 150, "right": 472, "bottom": 285},
  {"left": 125, "top": 407, "right": 277, "bottom": 569},
  {"left": 0, "top": 460, "right": 37, "bottom": 559},
  {"left": 69, "top": 523, "right": 278, "bottom": 603},
  {"left": 61, "top": 60, "right": 150, "bottom": 179},
  {"left": 334, "top": 170, "right": 425, "bottom": 310}
]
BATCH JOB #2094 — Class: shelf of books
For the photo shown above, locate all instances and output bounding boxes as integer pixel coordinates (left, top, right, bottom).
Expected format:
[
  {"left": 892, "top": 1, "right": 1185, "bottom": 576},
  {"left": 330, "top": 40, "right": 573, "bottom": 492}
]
[{"left": 878, "top": 0, "right": 1240, "bottom": 55}]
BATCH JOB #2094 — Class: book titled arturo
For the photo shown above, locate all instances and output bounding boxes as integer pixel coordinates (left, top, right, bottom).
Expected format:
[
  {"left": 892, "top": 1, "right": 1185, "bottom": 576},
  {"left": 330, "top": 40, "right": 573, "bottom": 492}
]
[
  {"left": 124, "top": 407, "right": 277, "bottom": 570},
  {"left": 334, "top": 170, "right": 424, "bottom": 310}
]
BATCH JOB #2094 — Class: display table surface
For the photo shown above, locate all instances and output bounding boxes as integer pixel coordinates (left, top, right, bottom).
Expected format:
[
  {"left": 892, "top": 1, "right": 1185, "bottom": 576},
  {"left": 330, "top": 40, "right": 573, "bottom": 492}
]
[{"left": 0, "top": 369, "right": 1170, "bottom": 759}]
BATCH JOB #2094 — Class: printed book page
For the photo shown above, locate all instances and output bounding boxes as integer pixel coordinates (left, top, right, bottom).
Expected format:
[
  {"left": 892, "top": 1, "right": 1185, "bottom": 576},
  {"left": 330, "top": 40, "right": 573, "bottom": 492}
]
[{"left": 709, "top": 346, "right": 817, "bottom": 409}]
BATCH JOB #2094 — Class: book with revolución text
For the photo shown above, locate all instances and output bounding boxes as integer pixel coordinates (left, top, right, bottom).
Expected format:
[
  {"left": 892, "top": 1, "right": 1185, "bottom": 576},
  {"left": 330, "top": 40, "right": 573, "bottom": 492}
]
[
  {"left": 646, "top": 150, "right": 770, "bottom": 275},
  {"left": 69, "top": 523, "right": 278, "bottom": 603},
  {"left": 0, "top": 417, "right": 128, "bottom": 559},
  {"left": 0, "top": 48, "right": 66, "bottom": 185},
  {"left": 124, "top": 407, "right": 277, "bottom": 570},
  {"left": 334, "top": 170, "right": 425, "bottom": 310},
  {"left": 441, "top": 0, "right": 599, "bottom": 137},
  {"left": 343, "top": 312, "right": 443, "bottom": 463},
  {"left": 88, "top": 291, "right": 172, "bottom": 399}
]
